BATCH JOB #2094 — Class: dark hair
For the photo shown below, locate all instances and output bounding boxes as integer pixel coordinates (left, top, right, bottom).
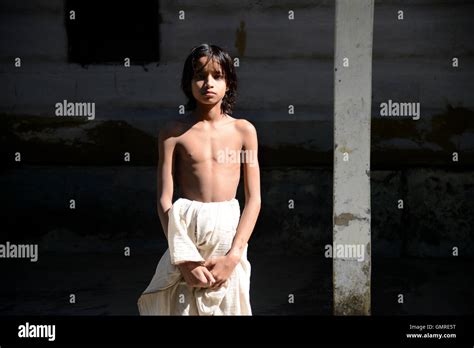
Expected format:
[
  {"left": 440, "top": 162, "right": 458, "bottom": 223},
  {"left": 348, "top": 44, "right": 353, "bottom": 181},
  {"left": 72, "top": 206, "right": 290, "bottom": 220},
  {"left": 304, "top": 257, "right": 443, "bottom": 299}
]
[{"left": 181, "top": 43, "right": 237, "bottom": 115}]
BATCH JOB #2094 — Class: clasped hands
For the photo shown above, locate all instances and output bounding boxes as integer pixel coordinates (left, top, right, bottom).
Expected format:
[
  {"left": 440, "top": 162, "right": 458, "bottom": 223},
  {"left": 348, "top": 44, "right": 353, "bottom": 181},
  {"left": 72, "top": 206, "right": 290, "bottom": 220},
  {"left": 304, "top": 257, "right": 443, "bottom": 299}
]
[{"left": 177, "top": 254, "right": 240, "bottom": 290}]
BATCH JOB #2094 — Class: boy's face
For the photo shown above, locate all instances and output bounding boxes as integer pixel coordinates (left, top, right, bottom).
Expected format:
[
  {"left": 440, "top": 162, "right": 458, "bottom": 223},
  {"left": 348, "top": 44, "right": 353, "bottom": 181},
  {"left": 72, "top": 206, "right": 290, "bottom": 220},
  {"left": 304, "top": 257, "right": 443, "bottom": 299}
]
[{"left": 191, "top": 56, "right": 229, "bottom": 108}]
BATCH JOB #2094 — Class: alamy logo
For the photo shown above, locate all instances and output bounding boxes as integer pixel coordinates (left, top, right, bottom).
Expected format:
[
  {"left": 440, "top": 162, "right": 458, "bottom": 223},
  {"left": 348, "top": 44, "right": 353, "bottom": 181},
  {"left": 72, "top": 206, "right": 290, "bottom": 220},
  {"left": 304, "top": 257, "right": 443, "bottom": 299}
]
[
  {"left": 18, "top": 322, "right": 56, "bottom": 341},
  {"left": 0, "top": 241, "right": 38, "bottom": 262},
  {"left": 55, "top": 99, "right": 95, "bottom": 120},
  {"left": 325, "top": 243, "right": 365, "bottom": 262},
  {"left": 217, "top": 147, "right": 257, "bottom": 167},
  {"left": 380, "top": 99, "right": 420, "bottom": 120}
]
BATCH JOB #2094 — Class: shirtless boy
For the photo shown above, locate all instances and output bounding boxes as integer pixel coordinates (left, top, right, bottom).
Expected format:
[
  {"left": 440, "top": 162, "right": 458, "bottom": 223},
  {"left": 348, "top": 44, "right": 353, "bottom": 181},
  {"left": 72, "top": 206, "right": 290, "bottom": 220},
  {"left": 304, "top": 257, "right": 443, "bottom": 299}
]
[{"left": 137, "top": 44, "right": 261, "bottom": 315}]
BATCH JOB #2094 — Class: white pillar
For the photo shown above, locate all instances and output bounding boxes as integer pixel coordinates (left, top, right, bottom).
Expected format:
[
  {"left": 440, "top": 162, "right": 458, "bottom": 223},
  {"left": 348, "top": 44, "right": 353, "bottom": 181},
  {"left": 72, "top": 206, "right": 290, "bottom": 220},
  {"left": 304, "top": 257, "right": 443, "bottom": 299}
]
[{"left": 333, "top": 0, "right": 374, "bottom": 315}]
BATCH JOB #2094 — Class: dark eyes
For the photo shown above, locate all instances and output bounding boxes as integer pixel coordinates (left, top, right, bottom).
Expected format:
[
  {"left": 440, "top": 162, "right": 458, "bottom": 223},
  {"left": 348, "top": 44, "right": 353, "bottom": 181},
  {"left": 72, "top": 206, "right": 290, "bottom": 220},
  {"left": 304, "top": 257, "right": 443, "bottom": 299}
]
[{"left": 195, "top": 74, "right": 223, "bottom": 79}]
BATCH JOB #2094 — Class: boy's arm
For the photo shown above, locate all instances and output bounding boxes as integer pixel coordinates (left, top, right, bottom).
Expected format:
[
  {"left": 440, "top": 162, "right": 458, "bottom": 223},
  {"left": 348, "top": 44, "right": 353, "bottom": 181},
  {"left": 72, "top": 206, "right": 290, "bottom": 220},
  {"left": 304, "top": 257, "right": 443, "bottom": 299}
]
[
  {"left": 228, "top": 120, "right": 261, "bottom": 261},
  {"left": 157, "top": 123, "right": 215, "bottom": 287},
  {"left": 157, "top": 123, "right": 176, "bottom": 240}
]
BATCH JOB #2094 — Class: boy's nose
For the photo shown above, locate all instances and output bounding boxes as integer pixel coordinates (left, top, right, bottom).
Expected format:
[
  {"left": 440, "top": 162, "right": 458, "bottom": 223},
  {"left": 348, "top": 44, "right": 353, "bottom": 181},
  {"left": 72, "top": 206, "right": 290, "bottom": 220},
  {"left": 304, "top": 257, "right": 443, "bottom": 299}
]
[{"left": 204, "top": 79, "right": 214, "bottom": 86}]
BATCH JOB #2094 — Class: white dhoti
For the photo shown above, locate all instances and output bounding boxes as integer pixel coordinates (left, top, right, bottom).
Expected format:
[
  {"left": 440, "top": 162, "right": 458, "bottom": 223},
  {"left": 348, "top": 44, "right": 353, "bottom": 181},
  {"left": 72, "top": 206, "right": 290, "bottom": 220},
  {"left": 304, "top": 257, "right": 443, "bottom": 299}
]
[{"left": 137, "top": 198, "right": 252, "bottom": 315}]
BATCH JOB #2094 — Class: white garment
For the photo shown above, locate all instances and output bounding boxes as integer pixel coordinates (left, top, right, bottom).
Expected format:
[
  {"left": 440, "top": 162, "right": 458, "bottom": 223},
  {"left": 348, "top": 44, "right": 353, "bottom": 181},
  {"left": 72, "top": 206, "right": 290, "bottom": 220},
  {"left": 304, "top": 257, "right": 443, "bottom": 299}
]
[{"left": 137, "top": 198, "right": 252, "bottom": 315}]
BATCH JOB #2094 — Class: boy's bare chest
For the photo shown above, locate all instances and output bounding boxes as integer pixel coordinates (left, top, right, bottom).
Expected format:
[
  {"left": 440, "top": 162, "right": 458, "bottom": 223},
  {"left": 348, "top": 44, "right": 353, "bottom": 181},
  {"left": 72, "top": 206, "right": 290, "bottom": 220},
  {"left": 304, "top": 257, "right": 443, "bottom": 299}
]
[{"left": 176, "top": 128, "right": 242, "bottom": 165}]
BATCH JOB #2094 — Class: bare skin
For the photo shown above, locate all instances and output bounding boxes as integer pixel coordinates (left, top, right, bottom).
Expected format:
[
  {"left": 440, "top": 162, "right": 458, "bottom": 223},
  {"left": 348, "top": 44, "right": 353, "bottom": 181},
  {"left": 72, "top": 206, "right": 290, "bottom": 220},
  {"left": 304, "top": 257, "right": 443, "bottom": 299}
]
[{"left": 157, "top": 56, "right": 261, "bottom": 290}]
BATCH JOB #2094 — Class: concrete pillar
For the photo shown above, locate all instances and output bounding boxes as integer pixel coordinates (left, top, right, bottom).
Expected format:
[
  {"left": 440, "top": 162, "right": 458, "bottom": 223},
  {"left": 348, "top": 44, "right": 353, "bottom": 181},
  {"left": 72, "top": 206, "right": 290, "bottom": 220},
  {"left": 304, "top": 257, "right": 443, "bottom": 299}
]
[{"left": 333, "top": 0, "right": 374, "bottom": 315}]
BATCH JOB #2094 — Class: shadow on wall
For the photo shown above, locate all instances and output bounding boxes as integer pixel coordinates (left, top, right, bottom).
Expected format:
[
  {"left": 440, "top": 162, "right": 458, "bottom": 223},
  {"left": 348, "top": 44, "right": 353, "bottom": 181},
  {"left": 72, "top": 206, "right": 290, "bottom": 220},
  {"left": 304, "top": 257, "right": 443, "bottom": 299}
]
[
  {"left": 1, "top": 104, "right": 473, "bottom": 167},
  {"left": 0, "top": 104, "right": 473, "bottom": 256}
]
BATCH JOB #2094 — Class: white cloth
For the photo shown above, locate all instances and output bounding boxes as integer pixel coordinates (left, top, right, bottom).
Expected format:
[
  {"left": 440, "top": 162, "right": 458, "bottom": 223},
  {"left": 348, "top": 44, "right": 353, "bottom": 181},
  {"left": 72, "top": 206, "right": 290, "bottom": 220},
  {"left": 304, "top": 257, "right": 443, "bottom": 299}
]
[{"left": 137, "top": 198, "right": 252, "bottom": 315}]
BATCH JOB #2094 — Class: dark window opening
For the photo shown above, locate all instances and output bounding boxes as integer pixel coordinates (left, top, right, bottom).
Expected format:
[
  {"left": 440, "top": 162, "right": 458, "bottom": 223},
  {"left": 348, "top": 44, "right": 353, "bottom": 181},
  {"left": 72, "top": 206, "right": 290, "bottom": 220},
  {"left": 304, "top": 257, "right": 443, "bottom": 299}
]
[{"left": 65, "top": 0, "right": 160, "bottom": 65}]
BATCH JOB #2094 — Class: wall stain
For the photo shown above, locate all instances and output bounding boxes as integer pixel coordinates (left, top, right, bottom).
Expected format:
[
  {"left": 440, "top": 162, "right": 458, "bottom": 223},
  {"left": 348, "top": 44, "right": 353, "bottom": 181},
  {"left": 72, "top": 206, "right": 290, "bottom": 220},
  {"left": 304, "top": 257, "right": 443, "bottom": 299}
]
[
  {"left": 334, "top": 212, "right": 369, "bottom": 226},
  {"left": 235, "top": 21, "right": 246, "bottom": 58}
]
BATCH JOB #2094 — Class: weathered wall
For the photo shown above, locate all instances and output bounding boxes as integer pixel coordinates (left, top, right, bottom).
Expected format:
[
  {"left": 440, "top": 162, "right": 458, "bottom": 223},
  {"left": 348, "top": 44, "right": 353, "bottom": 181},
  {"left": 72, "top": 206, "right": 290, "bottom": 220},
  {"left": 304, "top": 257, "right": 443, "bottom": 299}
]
[
  {"left": 0, "top": 0, "right": 473, "bottom": 316},
  {"left": 0, "top": 0, "right": 472, "bottom": 163},
  {"left": 1, "top": 0, "right": 473, "bottom": 250},
  {"left": 1, "top": 166, "right": 472, "bottom": 257}
]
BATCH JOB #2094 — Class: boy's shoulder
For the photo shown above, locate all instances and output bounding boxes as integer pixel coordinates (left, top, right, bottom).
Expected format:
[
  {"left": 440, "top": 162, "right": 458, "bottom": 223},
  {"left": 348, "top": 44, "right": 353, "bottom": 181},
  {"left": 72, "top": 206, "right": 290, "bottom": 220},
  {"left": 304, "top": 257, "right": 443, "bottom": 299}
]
[
  {"left": 159, "top": 119, "right": 189, "bottom": 138},
  {"left": 233, "top": 117, "right": 257, "bottom": 134}
]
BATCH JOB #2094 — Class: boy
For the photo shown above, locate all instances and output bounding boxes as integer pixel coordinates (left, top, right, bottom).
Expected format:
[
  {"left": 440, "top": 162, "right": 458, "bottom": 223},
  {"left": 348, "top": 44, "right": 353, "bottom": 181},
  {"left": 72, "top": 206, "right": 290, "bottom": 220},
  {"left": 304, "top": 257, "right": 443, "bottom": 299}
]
[{"left": 137, "top": 43, "right": 261, "bottom": 315}]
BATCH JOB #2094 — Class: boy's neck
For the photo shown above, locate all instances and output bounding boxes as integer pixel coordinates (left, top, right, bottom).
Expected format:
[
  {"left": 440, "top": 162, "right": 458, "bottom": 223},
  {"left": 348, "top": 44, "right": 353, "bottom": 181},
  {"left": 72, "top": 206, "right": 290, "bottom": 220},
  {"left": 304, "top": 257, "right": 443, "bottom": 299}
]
[{"left": 191, "top": 104, "right": 226, "bottom": 123}]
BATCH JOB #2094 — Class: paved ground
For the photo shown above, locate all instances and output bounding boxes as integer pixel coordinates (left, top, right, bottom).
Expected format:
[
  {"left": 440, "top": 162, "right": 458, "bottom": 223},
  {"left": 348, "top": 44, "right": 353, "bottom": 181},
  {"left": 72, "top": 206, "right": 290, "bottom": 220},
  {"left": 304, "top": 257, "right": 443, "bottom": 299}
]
[
  {"left": 0, "top": 249, "right": 332, "bottom": 315},
  {"left": 0, "top": 251, "right": 471, "bottom": 315}
]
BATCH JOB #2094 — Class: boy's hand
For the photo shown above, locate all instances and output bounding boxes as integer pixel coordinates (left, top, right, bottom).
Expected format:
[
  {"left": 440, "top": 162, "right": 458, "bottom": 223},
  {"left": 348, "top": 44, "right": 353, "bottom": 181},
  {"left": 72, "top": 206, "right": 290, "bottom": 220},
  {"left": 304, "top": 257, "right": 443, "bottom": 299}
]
[
  {"left": 203, "top": 255, "right": 240, "bottom": 290},
  {"left": 177, "top": 261, "right": 216, "bottom": 288}
]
